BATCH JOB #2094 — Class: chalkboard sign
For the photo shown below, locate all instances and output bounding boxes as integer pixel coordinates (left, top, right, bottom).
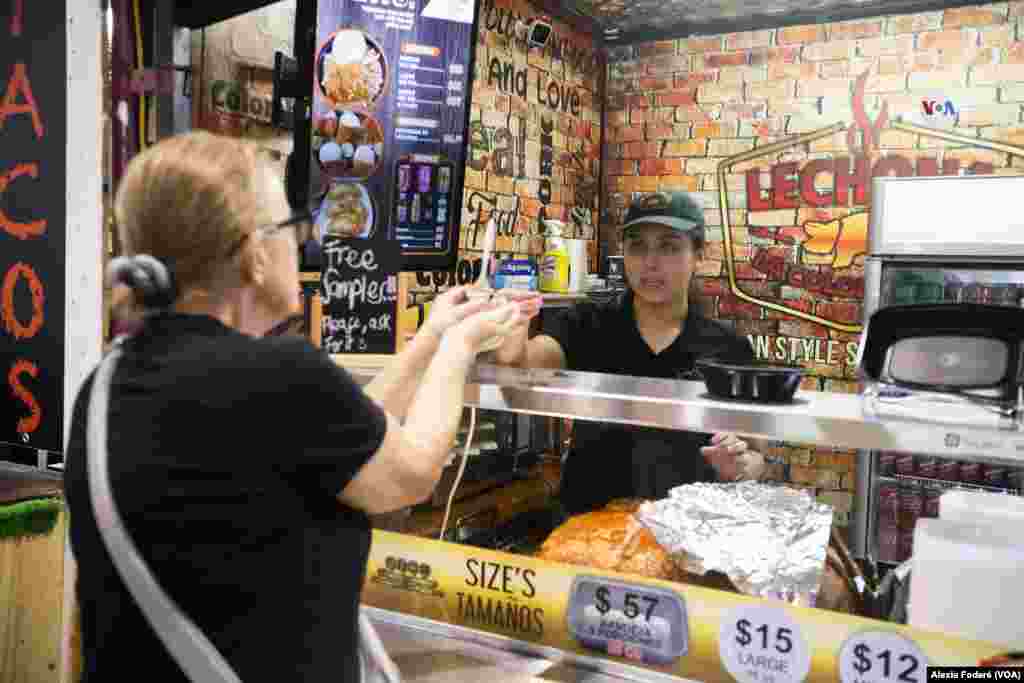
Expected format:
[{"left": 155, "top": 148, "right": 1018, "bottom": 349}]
[
  {"left": 321, "top": 235, "right": 399, "bottom": 354},
  {"left": 1, "top": 2, "right": 68, "bottom": 452}
]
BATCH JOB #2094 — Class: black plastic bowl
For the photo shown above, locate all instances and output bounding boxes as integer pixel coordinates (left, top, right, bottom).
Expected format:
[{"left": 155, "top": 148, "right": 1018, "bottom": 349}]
[{"left": 695, "top": 359, "right": 806, "bottom": 403}]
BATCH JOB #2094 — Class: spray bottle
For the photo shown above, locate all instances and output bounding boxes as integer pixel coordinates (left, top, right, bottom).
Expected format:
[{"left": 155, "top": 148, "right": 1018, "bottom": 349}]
[{"left": 539, "top": 220, "right": 570, "bottom": 294}]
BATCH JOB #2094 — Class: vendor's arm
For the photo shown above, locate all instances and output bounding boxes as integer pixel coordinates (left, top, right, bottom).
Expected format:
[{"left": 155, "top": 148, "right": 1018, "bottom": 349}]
[{"left": 700, "top": 332, "right": 771, "bottom": 482}]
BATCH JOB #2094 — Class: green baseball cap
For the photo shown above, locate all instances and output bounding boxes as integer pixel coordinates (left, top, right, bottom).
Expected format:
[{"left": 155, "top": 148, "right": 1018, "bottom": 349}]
[{"left": 621, "top": 191, "right": 705, "bottom": 241}]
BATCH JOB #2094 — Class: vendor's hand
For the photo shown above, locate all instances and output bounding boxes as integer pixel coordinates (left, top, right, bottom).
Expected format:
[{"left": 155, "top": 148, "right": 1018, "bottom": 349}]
[
  {"left": 701, "top": 432, "right": 766, "bottom": 482},
  {"left": 419, "top": 286, "right": 492, "bottom": 341}
]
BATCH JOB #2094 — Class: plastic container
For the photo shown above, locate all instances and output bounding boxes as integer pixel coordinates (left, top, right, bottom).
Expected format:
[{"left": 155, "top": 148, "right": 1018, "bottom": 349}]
[
  {"left": 694, "top": 359, "right": 804, "bottom": 403},
  {"left": 939, "top": 489, "right": 1024, "bottom": 527},
  {"left": 910, "top": 518, "right": 1024, "bottom": 647},
  {"left": 493, "top": 259, "right": 538, "bottom": 292}
]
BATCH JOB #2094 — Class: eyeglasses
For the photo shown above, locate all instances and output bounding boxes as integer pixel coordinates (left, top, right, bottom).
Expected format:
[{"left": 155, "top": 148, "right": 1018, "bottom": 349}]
[{"left": 225, "top": 211, "right": 314, "bottom": 260}]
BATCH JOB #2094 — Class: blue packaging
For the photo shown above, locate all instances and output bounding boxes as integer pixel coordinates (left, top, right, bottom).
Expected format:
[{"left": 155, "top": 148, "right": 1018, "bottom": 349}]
[{"left": 493, "top": 258, "right": 538, "bottom": 291}]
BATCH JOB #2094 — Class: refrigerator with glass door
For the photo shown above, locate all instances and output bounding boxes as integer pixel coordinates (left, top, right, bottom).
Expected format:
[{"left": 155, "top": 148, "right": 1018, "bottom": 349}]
[{"left": 852, "top": 174, "right": 1024, "bottom": 564}]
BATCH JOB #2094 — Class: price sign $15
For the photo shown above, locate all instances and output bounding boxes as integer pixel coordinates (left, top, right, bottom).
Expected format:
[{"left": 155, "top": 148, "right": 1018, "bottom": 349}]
[
  {"left": 735, "top": 618, "right": 794, "bottom": 654},
  {"left": 594, "top": 585, "right": 659, "bottom": 621}
]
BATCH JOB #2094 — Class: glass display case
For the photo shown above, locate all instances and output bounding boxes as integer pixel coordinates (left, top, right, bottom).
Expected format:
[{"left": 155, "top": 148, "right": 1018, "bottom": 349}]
[{"left": 338, "top": 357, "right": 1022, "bottom": 683}]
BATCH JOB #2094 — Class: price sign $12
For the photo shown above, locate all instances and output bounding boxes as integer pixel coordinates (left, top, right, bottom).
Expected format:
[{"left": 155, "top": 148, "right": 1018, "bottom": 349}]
[
  {"left": 852, "top": 644, "right": 920, "bottom": 681},
  {"left": 838, "top": 632, "right": 927, "bottom": 683},
  {"left": 839, "top": 634, "right": 929, "bottom": 683}
]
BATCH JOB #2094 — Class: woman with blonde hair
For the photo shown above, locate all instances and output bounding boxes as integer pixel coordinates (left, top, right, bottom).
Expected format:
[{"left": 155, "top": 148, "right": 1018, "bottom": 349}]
[{"left": 64, "top": 130, "right": 535, "bottom": 681}]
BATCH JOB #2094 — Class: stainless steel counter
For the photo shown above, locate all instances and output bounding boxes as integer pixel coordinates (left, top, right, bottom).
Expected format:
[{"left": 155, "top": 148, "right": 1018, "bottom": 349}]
[
  {"left": 342, "top": 360, "right": 1024, "bottom": 464},
  {"left": 367, "top": 606, "right": 692, "bottom": 683}
]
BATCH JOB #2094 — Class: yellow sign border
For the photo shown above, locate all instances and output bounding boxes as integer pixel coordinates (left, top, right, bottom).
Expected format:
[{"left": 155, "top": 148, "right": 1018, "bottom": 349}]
[{"left": 363, "top": 529, "right": 1010, "bottom": 682}]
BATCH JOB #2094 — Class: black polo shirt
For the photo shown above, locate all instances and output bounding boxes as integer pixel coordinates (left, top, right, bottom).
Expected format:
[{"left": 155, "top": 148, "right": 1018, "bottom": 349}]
[
  {"left": 541, "top": 292, "right": 754, "bottom": 514},
  {"left": 64, "top": 313, "right": 386, "bottom": 682}
]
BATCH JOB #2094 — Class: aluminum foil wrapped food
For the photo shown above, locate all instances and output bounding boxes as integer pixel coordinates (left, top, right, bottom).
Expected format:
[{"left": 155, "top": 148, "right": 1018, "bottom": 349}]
[{"left": 635, "top": 481, "right": 834, "bottom": 607}]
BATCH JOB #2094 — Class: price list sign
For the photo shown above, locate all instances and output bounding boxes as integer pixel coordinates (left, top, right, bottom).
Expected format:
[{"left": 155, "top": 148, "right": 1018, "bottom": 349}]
[
  {"left": 566, "top": 576, "right": 688, "bottom": 666},
  {"left": 312, "top": 0, "right": 480, "bottom": 271},
  {"left": 838, "top": 631, "right": 928, "bottom": 683},
  {"left": 720, "top": 604, "right": 812, "bottom": 683}
]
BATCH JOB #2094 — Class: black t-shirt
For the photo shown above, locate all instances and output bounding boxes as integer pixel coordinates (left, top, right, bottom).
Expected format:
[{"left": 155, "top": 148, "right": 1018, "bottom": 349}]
[
  {"left": 541, "top": 293, "right": 754, "bottom": 514},
  {"left": 63, "top": 313, "right": 387, "bottom": 682}
]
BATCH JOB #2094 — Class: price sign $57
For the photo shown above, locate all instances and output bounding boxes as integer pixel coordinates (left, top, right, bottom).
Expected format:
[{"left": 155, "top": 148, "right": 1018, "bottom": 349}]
[
  {"left": 594, "top": 585, "right": 658, "bottom": 621},
  {"left": 735, "top": 618, "right": 794, "bottom": 654}
]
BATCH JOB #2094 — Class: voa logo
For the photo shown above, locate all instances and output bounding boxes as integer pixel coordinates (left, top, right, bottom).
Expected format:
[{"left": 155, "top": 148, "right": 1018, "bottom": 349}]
[{"left": 921, "top": 98, "right": 957, "bottom": 118}]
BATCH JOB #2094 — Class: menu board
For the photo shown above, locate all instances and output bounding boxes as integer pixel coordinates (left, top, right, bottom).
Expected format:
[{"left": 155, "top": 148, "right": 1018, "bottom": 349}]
[{"left": 312, "top": 0, "right": 480, "bottom": 271}]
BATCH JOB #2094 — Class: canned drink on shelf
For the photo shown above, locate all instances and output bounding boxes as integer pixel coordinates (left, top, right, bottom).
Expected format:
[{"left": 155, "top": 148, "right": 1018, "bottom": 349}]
[
  {"left": 879, "top": 483, "right": 900, "bottom": 521},
  {"left": 878, "top": 451, "right": 897, "bottom": 477},
  {"left": 896, "top": 453, "right": 916, "bottom": 476},
  {"left": 397, "top": 163, "right": 412, "bottom": 192},
  {"left": 944, "top": 282, "right": 963, "bottom": 303},
  {"left": 438, "top": 166, "right": 452, "bottom": 193},
  {"left": 899, "top": 528, "right": 915, "bottom": 562},
  {"left": 917, "top": 457, "right": 938, "bottom": 479},
  {"left": 396, "top": 201, "right": 408, "bottom": 224},
  {"left": 877, "top": 520, "right": 901, "bottom": 564},
  {"left": 983, "top": 465, "right": 1009, "bottom": 488},
  {"left": 899, "top": 486, "right": 923, "bottom": 530},
  {"left": 411, "top": 194, "right": 421, "bottom": 223},
  {"left": 959, "top": 460, "right": 982, "bottom": 484},
  {"left": 417, "top": 165, "right": 433, "bottom": 194},
  {"left": 996, "top": 284, "right": 1019, "bottom": 306},
  {"left": 937, "top": 459, "right": 960, "bottom": 482}
]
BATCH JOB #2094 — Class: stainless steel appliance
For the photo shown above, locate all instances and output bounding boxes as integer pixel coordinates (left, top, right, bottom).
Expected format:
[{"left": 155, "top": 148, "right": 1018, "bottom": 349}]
[{"left": 852, "top": 174, "right": 1024, "bottom": 563}]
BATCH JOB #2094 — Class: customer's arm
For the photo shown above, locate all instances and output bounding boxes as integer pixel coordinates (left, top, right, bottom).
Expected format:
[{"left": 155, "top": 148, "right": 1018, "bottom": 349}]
[
  {"left": 492, "top": 292, "right": 565, "bottom": 369},
  {"left": 340, "top": 303, "right": 521, "bottom": 514},
  {"left": 362, "top": 286, "right": 489, "bottom": 419},
  {"left": 361, "top": 325, "right": 443, "bottom": 421}
]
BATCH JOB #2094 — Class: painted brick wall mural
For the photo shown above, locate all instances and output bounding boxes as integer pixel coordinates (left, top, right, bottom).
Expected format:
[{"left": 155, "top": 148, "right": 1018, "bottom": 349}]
[
  {"left": 604, "top": 1, "right": 1024, "bottom": 527},
  {"left": 407, "top": 0, "right": 602, "bottom": 295}
]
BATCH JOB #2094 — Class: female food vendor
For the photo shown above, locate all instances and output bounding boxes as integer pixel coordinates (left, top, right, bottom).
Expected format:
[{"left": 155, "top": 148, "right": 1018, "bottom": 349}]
[{"left": 496, "top": 191, "right": 767, "bottom": 515}]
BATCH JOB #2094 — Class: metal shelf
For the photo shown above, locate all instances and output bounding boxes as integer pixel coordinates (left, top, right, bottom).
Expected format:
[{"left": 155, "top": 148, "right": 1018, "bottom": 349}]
[
  {"left": 879, "top": 474, "right": 1020, "bottom": 495},
  {"left": 338, "top": 359, "right": 1024, "bottom": 464}
]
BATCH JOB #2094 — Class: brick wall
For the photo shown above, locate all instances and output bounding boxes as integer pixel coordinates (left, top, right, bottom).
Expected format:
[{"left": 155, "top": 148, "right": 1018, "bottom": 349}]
[
  {"left": 605, "top": 1, "right": 1024, "bottom": 528},
  {"left": 403, "top": 0, "right": 602, "bottom": 302}
]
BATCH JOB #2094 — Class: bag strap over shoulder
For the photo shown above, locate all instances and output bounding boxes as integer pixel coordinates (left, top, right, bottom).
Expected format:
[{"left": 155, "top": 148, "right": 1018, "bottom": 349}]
[{"left": 86, "top": 346, "right": 242, "bottom": 683}]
